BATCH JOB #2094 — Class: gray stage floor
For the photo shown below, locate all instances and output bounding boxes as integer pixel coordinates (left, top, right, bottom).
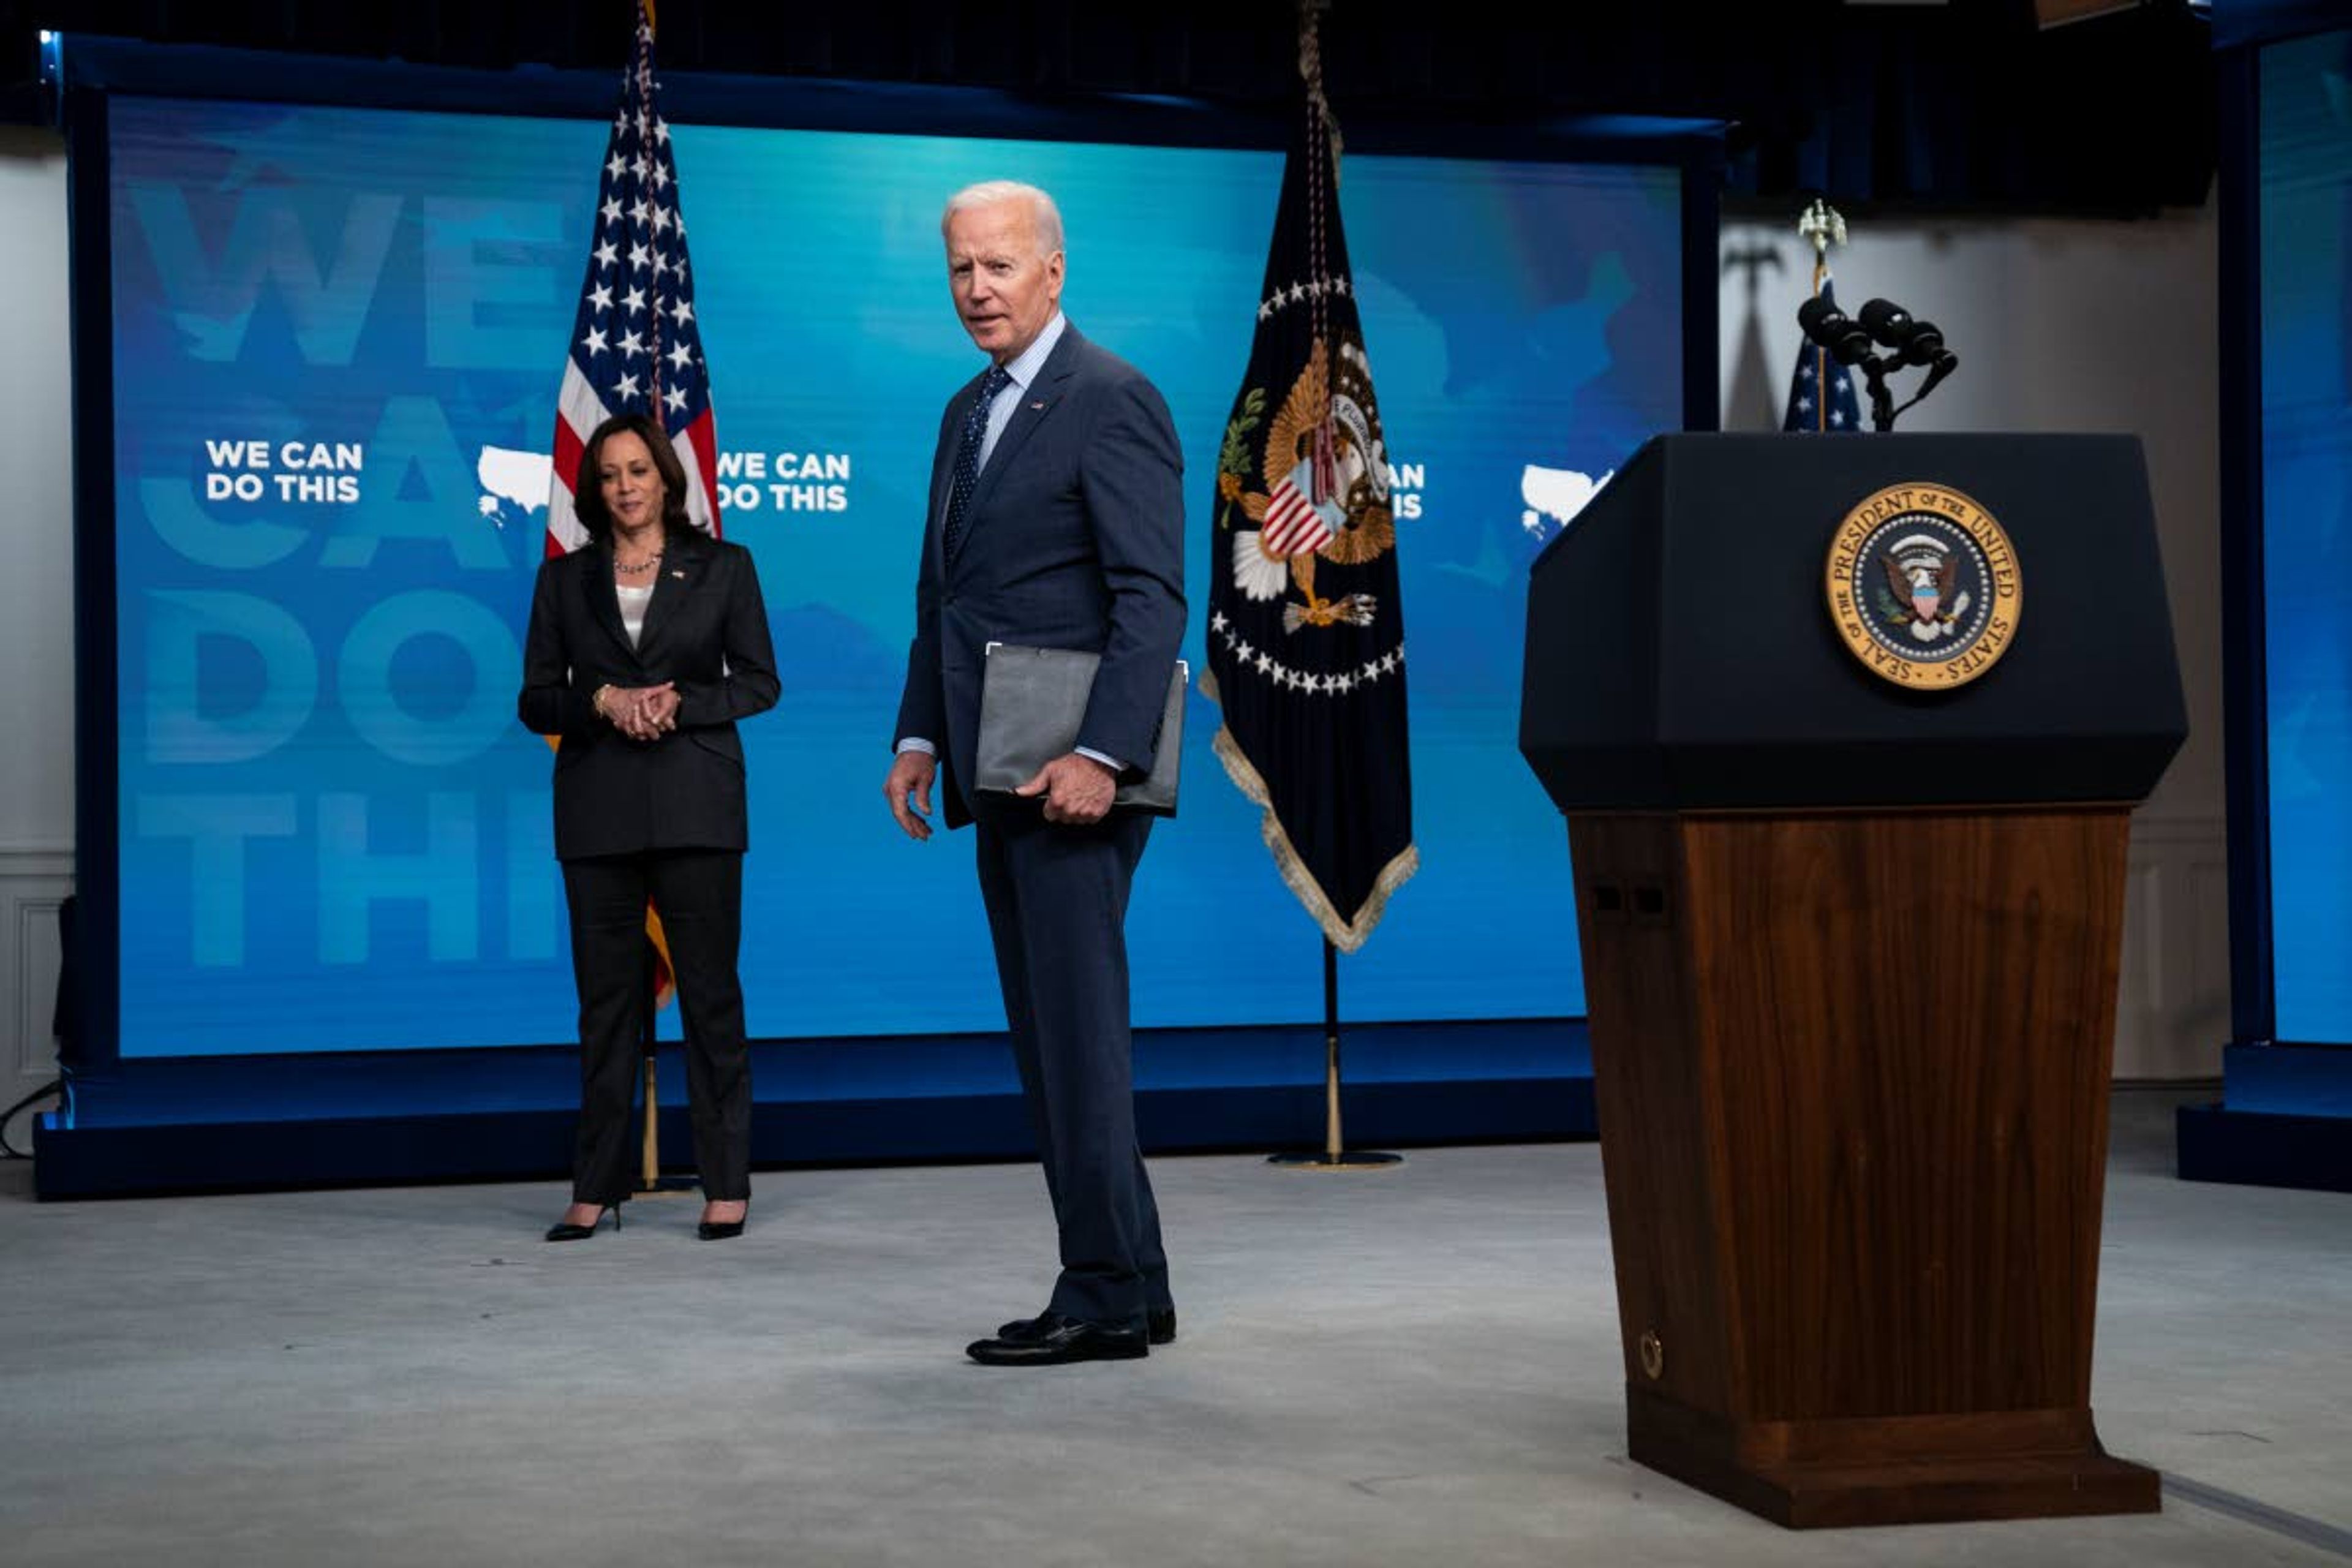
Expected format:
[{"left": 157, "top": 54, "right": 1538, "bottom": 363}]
[{"left": 1, "top": 1089, "right": 2345, "bottom": 1567}]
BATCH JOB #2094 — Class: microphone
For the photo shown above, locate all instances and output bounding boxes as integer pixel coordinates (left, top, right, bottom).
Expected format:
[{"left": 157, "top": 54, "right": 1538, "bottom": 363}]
[
  {"left": 1914, "top": 350, "right": 1959, "bottom": 400},
  {"left": 1858, "top": 298, "right": 1948, "bottom": 368},
  {"left": 1797, "top": 295, "right": 1876, "bottom": 366}
]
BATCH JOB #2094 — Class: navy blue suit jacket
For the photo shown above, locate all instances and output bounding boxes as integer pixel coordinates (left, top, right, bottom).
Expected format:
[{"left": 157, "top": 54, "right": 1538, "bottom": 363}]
[{"left": 894, "top": 324, "right": 1186, "bottom": 827}]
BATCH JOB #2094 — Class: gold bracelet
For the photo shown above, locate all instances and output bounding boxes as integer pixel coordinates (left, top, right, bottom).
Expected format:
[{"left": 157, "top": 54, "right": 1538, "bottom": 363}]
[{"left": 593, "top": 684, "right": 615, "bottom": 720}]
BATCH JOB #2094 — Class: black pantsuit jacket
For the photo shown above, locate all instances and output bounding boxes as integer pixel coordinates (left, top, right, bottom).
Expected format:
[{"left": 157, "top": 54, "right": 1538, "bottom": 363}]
[{"left": 520, "top": 527, "right": 780, "bottom": 859}]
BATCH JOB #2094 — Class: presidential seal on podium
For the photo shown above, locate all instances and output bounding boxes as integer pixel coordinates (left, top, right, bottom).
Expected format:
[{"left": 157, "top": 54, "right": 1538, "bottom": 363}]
[{"left": 1825, "top": 482, "right": 2021, "bottom": 689}]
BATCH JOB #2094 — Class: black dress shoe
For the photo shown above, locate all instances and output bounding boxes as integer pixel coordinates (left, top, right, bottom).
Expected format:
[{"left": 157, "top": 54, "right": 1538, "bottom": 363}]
[
  {"left": 967, "top": 1313, "right": 1148, "bottom": 1366},
  {"left": 997, "top": 1306, "right": 1176, "bottom": 1346},
  {"left": 696, "top": 1202, "right": 747, "bottom": 1241}
]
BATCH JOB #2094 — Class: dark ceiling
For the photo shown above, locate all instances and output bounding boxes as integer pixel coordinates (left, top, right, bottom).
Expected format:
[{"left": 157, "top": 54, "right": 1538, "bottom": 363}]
[{"left": 1, "top": 1, "right": 2218, "bottom": 214}]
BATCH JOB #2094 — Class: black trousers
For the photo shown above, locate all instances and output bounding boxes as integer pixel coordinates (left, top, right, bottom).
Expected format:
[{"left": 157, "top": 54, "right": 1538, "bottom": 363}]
[
  {"left": 560, "top": 849, "right": 750, "bottom": 1204},
  {"left": 973, "top": 809, "right": 1172, "bottom": 1329}
]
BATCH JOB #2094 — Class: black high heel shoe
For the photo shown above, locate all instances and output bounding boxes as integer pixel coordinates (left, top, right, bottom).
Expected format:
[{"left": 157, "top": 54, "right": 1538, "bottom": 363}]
[
  {"left": 544, "top": 1203, "right": 623, "bottom": 1242},
  {"left": 696, "top": 1201, "right": 747, "bottom": 1242}
]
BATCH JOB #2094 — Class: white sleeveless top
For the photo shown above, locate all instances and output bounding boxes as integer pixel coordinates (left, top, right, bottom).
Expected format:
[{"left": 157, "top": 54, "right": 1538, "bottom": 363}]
[{"left": 616, "top": 582, "right": 653, "bottom": 648}]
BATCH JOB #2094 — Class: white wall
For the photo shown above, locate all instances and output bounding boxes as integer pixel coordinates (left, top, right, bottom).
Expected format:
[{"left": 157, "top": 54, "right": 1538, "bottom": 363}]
[
  {"left": 0, "top": 127, "right": 74, "bottom": 1116},
  {"left": 0, "top": 140, "right": 2233, "bottom": 1096},
  {"left": 1720, "top": 200, "right": 2230, "bottom": 1079}
]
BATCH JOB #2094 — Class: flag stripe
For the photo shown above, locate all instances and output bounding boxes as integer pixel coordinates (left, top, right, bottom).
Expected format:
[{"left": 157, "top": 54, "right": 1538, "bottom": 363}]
[
  {"left": 1262, "top": 479, "right": 1333, "bottom": 556},
  {"left": 675, "top": 406, "right": 720, "bottom": 539}
]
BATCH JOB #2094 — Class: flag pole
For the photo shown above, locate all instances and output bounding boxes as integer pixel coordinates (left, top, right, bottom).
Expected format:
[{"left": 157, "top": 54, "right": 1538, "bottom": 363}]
[
  {"left": 1270, "top": 938, "right": 1402, "bottom": 1170},
  {"left": 633, "top": 0, "right": 687, "bottom": 1197},
  {"left": 1798, "top": 199, "right": 1845, "bottom": 433},
  {"left": 636, "top": 938, "right": 696, "bottom": 1195},
  {"left": 1253, "top": 0, "right": 1398, "bottom": 1171}
]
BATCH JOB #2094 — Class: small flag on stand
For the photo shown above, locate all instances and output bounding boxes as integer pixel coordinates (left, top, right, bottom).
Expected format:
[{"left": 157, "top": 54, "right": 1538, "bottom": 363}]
[{"left": 1784, "top": 198, "right": 1860, "bottom": 434}]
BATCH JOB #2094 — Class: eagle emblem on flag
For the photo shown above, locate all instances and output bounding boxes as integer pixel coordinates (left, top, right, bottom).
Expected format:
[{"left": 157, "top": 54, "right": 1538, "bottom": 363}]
[{"left": 1224, "top": 340, "right": 1396, "bottom": 635}]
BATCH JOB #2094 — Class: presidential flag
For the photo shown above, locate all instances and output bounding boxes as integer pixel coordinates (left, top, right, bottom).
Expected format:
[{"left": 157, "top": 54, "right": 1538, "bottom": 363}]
[
  {"left": 1202, "top": 62, "right": 1416, "bottom": 954},
  {"left": 545, "top": 1, "right": 719, "bottom": 1007},
  {"left": 1784, "top": 272, "right": 1863, "bottom": 434}
]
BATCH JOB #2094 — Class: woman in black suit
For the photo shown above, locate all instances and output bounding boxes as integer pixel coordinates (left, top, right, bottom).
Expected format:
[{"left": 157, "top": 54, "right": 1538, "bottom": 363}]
[{"left": 518, "top": 413, "right": 779, "bottom": 1242}]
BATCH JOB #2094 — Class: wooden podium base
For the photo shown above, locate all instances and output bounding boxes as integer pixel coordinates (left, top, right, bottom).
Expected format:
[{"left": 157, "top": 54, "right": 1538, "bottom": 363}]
[
  {"left": 1627, "top": 1388, "right": 2159, "bottom": 1529},
  {"left": 1572, "top": 807, "right": 2159, "bottom": 1530}
]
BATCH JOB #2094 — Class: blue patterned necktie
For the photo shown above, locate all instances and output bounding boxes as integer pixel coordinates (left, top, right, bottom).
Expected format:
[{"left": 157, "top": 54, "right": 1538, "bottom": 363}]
[{"left": 942, "top": 363, "right": 1011, "bottom": 559}]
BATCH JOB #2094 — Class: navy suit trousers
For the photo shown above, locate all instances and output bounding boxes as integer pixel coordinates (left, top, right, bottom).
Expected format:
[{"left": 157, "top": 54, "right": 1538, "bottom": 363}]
[{"left": 973, "top": 809, "right": 1172, "bottom": 1328}]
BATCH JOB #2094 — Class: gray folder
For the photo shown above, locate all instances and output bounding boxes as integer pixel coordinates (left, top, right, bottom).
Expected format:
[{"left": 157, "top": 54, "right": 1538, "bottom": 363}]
[{"left": 975, "top": 643, "right": 1185, "bottom": 816}]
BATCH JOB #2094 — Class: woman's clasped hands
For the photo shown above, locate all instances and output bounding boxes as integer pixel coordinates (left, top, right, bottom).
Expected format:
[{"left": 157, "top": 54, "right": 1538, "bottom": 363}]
[{"left": 595, "top": 681, "right": 679, "bottom": 741}]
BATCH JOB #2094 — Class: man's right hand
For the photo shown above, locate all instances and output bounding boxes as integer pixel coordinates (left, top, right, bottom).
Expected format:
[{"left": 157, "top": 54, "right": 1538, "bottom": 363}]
[{"left": 884, "top": 749, "right": 937, "bottom": 842}]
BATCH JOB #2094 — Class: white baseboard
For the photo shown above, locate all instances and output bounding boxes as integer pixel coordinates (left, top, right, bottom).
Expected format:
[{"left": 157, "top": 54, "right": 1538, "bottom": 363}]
[{"left": 2, "top": 845, "right": 72, "bottom": 1093}]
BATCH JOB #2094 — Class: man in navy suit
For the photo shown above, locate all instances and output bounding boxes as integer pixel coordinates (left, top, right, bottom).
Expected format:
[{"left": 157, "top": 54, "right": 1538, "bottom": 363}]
[{"left": 883, "top": 181, "right": 1187, "bottom": 1366}]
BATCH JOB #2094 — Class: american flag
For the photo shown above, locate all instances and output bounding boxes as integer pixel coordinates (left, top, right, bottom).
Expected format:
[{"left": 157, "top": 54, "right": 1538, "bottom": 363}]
[
  {"left": 546, "top": 2, "right": 720, "bottom": 556},
  {"left": 1782, "top": 272, "right": 1862, "bottom": 435},
  {"left": 542, "top": 1, "right": 713, "bottom": 1014}
]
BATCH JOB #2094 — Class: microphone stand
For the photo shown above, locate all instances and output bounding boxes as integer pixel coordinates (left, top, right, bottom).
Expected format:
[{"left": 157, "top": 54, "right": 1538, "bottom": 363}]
[
  {"left": 1850, "top": 336, "right": 1956, "bottom": 433},
  {"left": 1858, "top": 355, "right": 1899, "bottom": 433}
]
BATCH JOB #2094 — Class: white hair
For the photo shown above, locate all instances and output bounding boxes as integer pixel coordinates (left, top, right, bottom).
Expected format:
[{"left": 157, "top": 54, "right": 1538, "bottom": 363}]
[{"left": 940, "top": 180, "right": 1065, "bottom": 257}]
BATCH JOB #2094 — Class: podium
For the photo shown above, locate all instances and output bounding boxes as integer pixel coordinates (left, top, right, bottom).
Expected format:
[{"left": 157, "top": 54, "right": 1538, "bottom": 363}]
[{"left": 1519, "top": 434, "right": 2186, "bottom": 1528}]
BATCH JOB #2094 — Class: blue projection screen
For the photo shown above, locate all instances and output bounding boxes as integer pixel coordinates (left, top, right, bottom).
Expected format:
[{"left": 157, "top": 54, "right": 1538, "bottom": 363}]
[
  {"left": 2260, "top": 32, "right": 2352, "bottom": 1043},
  {"left": 104, "top": 93, "right": 1685, "bottom": 1057}
]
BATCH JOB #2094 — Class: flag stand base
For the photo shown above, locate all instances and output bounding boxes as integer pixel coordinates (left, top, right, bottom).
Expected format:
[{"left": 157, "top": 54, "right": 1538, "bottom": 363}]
[
  {"left": 1266, "top": 939, "right": 1403, "bottom": 1171},
  {"left": 1269, "top": 1150, "right": 1401, "bottom": 1170}
]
